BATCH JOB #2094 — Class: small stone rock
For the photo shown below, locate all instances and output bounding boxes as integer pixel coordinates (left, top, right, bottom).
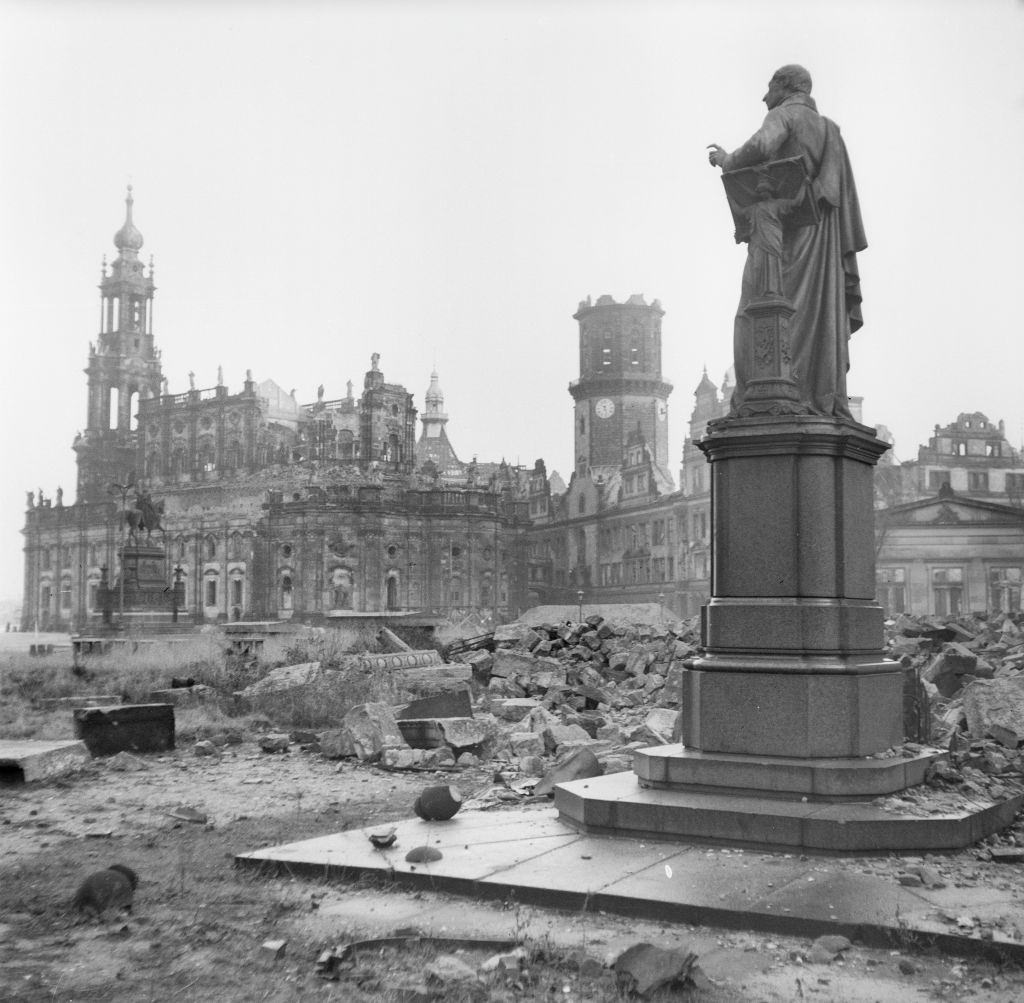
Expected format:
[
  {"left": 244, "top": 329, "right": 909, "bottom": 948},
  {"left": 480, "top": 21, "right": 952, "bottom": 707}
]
[
  {"left": 258, "top": 733, "right": 290, "bottom": 753},
  {"left": 193, "top": 740, "right": 217, "bottom": 757}
]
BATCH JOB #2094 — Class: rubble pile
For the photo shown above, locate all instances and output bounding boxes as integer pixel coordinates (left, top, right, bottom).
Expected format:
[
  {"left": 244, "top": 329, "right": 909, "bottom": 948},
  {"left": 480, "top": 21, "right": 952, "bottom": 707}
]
[{"left": 880, "top": 611, "right": 1024, "bottom": 818}]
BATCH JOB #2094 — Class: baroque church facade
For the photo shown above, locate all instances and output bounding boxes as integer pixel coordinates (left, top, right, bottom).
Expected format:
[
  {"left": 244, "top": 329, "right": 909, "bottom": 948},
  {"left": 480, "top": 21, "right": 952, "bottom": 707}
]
[{"left": 22, "top": 192, "right": 532, "bottom": 630}]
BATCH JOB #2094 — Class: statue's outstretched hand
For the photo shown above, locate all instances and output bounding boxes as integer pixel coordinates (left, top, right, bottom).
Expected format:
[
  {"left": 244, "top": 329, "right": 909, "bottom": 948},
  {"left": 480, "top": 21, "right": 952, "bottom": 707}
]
[{"left": 707, "top": 144, "right": 727, "bottom": 168}]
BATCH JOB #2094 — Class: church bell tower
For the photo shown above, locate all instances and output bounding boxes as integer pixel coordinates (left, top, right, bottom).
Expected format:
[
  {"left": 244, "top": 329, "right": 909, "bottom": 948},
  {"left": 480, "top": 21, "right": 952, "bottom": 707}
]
[{"left": 74, "top": 187, "right": 163, "bottom": 501}]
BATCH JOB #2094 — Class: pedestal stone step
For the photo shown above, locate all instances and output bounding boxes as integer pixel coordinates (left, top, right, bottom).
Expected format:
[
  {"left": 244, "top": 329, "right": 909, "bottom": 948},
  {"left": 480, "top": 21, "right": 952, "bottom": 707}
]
[
  {"left": 554, "top": 771, "right": 1024, "bottom": 853},
  {"left": 634, "top": 744, "right": 943, "bottom": 800}
]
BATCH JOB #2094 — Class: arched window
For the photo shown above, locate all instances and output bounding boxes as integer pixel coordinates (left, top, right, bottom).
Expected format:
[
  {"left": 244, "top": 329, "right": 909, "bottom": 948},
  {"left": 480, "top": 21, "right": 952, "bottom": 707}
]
[
  {"left": 385, "top": 573, "right": 399, "bottom": 611},
  {"left": 280, "top": 574, "right": 293, "bottom": 611},
  {"left": 171, "top": 449, "right": 185, "bottom": 476},
  {"left": 146, "top": 451, "right": 161, "bottom": 478},
  {"left": 204, "top": 535, "right": 217, "bottom": 560},
  {"left": 129, "top": 390, "right": 140, "bottom": 431},
  {"left": 229, "top": 531, "right": 244, "bottom": 561},
  {"left": 109, "top": 387, "right": 119, "bottom": 430},
  {"left": 198, "top": 440, "right": 216, "bottom": 472}
]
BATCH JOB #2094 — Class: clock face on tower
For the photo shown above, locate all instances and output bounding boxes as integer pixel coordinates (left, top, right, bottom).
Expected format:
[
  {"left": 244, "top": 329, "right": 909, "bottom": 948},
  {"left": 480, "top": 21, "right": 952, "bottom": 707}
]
[{"left": 595, "top": 398, "right": 615, "bottom": 419}]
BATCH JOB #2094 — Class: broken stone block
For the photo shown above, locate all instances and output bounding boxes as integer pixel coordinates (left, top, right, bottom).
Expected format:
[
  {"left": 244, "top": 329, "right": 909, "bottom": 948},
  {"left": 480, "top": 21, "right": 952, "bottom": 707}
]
[
  {"left": 487, "top": 676, "right": 525, "bottom": 698},
  {"left": 613, "top": 942, "right": 699, "bottom": 998},
  {"left": 642, "top": 708, "right": 678, "bottom": 744},
  {"left": 534, "top": 747, "right": 604, "bottom": 796},
  {"left": 381, "top": 747, "right": 422, "bottom": 768},
  {"left": 490, "top": 650, "right": 537, "bottom": 679},
  {"left": 492, "top": 698, "right": 542, "bottom": 723},
  {"left": 234, "top": 661, "right": 321, "bottom": 700},
  {"left": 438, "top": 717, "right": 490, "bottom": 750},
  {"left": 625, "top": 649, "right": 650, "bottom": 676},
  {"left": 464, "top": 650, "right": 494, "bottom": 676},
  {"left": 421, "top": 746, "right": 456, "bottom": 768},
  {"left": 0, "top": 739, "right": 90, "bottom": 783},
  {"left": 73, "top": 704, "right": 175, "bottom": 756},
  {"left": 542, "top": 723, "right": 591, "bottom": 753},
  {"left": 259, "top": 733, "right": 290, "bottom": 753},
  {"left": 339, "top": 702, "right": 408, "bottom": 762},
  {"left": 607, "top": 651, "right": 629, "bottom": 673},
  {"left": 509, "top": 732, "right": 545, "bottom": 757},
  {"left": 194, "top": 740, "right": 217, "bottom": 757},
  {"left": 426, "top": 954, "right": 477, "bottom": 984},
  {"left": 493, "top": 623, "right": 533, "bottom": 645},
  {"left": 318, "top": 729, "right": 353, "bottom": 759},
  {"left": 518, "top": 754, "right": 546, "bottom": 776},
  {"left": 378, "top": 626, "right": 413, "bottom": 652},
  {"left": 531, "top": 665, "right": 568, "bottom": 691},
  {"left": 597, "top": 723, "right": 627, "bottom": 744},
  {"left": 961, "top": 677, "right": 1024, "bottom": 743},
  {"left": 260, "top": 939, "right": 287, "bottom": 961},
  {"left": 396, "top": 689, "right": 473, "bottom": 721},
  {"left": 520, "top": 628, "right": 543, "bottom": 651}
]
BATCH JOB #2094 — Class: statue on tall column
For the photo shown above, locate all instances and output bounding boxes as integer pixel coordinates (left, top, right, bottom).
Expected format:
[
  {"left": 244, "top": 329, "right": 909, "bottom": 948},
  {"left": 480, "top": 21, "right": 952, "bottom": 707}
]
[{"left": 708, "top": 65, "right": 867, "bottom": 419}]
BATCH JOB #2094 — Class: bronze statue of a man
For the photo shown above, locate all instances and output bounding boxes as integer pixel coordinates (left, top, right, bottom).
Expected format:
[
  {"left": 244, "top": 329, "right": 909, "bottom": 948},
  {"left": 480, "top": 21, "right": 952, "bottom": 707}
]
[{"left": 708, "top": 65, "right": 867, "bottom": 419}]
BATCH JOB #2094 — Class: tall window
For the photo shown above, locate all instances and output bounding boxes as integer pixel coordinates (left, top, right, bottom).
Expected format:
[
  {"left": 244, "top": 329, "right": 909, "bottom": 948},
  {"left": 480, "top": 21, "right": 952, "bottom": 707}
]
[
  {"left": 280, "top": 575, "right": 293, "bottom": 610},
  {"left": 990, "top": 567, "right": 1022, "bottom": 613},
  {"left": 60, "top": 578, "right": 72, "bottom": 611},
  {"left": 931, "top": 567, "right": 963, "bottom": 616},
  {"left": 205, "top": 578, "right": 217, "bottom": 607},
  {"left": 968, "top": 471, "right": 989, "bottom": 492},
  {"left": 877, "top": 567, "right": 907, "bottom": 614}
]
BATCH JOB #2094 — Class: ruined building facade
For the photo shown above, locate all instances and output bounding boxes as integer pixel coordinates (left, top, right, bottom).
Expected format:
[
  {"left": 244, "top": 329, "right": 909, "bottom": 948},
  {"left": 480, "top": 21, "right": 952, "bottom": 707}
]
[{"left": 22, "top": 193, "right": 530, "bottom": 631}]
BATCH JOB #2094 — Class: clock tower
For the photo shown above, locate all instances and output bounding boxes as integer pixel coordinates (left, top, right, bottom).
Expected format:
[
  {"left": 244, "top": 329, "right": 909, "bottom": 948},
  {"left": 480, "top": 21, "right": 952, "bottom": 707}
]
[{"left": 569, "top": 293, "right": 672, "bottom": 475}]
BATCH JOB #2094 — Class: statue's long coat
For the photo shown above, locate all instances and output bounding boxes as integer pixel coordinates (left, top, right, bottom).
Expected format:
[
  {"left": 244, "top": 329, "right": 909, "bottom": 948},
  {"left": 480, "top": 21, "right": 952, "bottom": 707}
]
[{"left": 723, "top": 92, "right": 867, "bottom": 418}]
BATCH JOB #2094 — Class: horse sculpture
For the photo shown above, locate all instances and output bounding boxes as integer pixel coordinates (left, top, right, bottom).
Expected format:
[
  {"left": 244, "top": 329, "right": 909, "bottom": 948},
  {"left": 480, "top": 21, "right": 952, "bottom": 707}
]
[{"left": 124, "top": 492, "right": 165, "bottom": 545}]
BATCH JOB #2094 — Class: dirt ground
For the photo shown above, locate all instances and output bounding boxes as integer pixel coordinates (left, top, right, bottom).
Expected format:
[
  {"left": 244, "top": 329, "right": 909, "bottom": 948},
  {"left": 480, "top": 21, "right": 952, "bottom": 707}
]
[{"left": 4, "top": 739, "right": 1024, "bottom": 1002}]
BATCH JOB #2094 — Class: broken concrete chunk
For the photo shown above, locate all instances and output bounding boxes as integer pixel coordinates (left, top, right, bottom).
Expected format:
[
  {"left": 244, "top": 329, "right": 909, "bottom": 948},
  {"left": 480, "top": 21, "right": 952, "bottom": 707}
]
[
  {"left": 258, "top": 733, "right": 290, "bottom": 753},
  {"left": 542, "top": 723, "right": 592, "bottom": 754},
  {"left": 339, "top": 702, "right": 408, "bottom": 762},
  {"left": 613, "top": 942, "right": 699, "bottom": 998},
  {"left": 492, "top": 698, "right": 542, "bottom": 723},
  {"left": 260, "top": 939, "right": 287, "bottom": 961},
  {"left": 234, "top": 661, "right": 321, "bottom": 700},
  {"left": 396, "top": 689, "right": 473, "bottom": 721},
  {"left": 508, "top": 732, "right": 545, "bottom": 758},
  {"left": 413, "top": 784, "right": 462, "bottom": 820},
  {"left": 426, "top": 953, "right": 476, "bottom": 983},
  {"left": 534, "top": 747, "right": 604, "bottom": 797},
  {"left": 318, "top": 729, "right": 354, "bottom": 759},
  {"left": 961, "top": 676, "right": 1024, "bottom": 743},
  {"left": 437, "top": 718, "right": 490, "bottom": 750},
  {"left": 490, "top": 650, "right": 537, "bottom": 679}
]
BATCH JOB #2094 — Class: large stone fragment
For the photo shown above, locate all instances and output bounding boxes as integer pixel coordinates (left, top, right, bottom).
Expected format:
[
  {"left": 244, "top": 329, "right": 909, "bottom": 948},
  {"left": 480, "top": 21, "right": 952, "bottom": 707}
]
[
  {"left": 924, "top": 647, "right": 982, "bottom": 698},
  {"left": 490, "top": 650, "right": 537, "bottom": 679},
  {"left": 339, "top": 702, "right": 408, "bottom": 762},
  {"left": 542, "top": 723, "right": 591, "bottom": 753},
  {"left": 73, "top": 704, "right": 175, "bottom": 756},
  {"left": 395, "top": 689, "right": 473, "bottom": 720},
  {"left": 961, "top": 677, "right": 1024, "bottom": 743},
  {"left": 234, "top": 661, "right": 321, "bottom": 700},
  {"left": 492, "top": 698, "right": 542, "bottom": 722},
  {"left": 509, "top": 732, "right": 545, "bottom": 757}
]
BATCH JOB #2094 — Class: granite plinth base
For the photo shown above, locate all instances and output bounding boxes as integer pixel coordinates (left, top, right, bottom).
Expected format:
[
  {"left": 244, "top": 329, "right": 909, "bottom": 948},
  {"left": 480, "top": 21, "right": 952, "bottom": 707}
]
[
  {"left": 554, "top": 770, "right": 1023, "bottom": 853},
  {"left": 634, "top": 745, "right": 942, "bottom": 800},
  {"left": 682, "top": 660, "right": 903, "bottom": 758}
]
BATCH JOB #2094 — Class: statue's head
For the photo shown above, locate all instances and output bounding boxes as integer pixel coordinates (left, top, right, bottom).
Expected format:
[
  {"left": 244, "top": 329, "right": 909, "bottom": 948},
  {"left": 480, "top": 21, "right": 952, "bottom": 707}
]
[{"left": 764, "top": 64, "right": 812, "bottom": 108}]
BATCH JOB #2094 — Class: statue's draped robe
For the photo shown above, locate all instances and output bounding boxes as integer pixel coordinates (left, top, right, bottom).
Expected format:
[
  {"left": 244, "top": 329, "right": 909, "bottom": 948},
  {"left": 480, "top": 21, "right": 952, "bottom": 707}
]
[{"left": 722, "top": 93, "right": 867, "bottom": 418}]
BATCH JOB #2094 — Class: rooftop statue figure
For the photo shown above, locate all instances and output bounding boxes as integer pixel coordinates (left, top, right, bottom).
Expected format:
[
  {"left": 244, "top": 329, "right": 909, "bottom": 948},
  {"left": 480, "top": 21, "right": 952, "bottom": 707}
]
[{"left": 708, "top": 65, "right": 867, "bottom": 419}]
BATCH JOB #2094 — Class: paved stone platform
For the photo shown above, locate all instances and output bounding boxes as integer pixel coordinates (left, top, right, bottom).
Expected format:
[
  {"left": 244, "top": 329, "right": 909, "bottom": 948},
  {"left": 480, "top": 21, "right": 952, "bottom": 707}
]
[
  {"left": 556, "top": 770, "right": 1023, "bottom": 852},
  {"left": 0, "top": 739, "right": 90, "bottom": 783},
  {"left": 236, "top": 806, "right": 1024, "bottom": 960}
]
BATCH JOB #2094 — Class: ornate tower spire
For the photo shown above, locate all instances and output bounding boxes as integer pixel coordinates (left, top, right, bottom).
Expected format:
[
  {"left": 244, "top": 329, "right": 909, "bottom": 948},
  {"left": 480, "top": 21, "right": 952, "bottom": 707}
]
[{"left": 75, "top": 187, "right": 163, "bottom": 501}]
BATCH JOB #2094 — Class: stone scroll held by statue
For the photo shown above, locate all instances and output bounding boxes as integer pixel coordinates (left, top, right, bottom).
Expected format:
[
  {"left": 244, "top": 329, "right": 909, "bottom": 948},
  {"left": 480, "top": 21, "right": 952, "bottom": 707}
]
[{"left": 708, "top": 64, "right": 867, "bottom": 421}]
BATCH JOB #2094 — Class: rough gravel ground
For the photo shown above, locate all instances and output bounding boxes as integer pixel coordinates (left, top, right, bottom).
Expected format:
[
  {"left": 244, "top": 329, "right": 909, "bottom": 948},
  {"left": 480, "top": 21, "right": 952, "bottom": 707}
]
[{"left": 3, "top": 742, "right": 1024, "bottom": 1001}]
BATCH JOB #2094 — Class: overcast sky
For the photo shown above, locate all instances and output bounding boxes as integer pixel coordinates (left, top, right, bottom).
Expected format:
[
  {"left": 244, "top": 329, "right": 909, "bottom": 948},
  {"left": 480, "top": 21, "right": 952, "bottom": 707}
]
[{"left": 1, "top": 0, "right": 1022, "bottom": 606}]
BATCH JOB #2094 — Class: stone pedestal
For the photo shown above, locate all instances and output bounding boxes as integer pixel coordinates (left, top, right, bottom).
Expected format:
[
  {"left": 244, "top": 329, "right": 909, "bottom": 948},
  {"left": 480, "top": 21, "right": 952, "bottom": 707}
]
[{"left": 685, "top": 415, "right": 903, "bottom": 758}]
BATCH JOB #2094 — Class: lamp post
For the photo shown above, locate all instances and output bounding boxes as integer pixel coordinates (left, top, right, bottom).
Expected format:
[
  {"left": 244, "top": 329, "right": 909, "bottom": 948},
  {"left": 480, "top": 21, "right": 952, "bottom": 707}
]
[
  {"left": 658, "top": 591, "right": 666, "bottom": 626},
  {"left": 109, "top": 475, "right": 135, "bottom": 628},
  {"left": 577, "top": 589, "right": 584, "bottom": 625}
]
